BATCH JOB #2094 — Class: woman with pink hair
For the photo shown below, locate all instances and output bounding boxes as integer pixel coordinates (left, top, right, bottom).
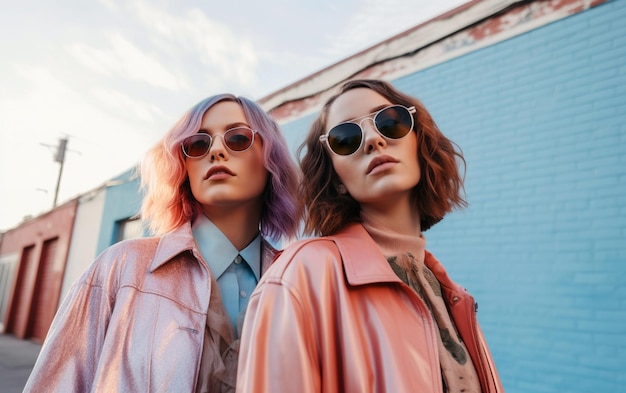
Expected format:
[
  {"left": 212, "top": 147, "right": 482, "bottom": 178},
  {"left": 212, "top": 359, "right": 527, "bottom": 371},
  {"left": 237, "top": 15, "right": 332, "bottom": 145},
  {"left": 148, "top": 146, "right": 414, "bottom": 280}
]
[{"left": 25, "top": 94, "right": 300, "bottom": 392}]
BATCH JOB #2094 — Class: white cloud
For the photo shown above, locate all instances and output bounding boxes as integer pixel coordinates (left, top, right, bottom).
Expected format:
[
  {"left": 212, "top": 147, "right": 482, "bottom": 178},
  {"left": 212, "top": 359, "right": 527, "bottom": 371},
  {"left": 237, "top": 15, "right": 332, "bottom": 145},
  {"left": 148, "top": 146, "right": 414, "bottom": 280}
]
[
  {"left": 98, "top": 0, "right": 120, "bottom": 13},
  {"left": 128, "top": 0, "right": 259, "bottom": 87},
  {"left": 66, "top": 33, "right": 188, "bottom": 91},
  {"left": 14, "top": 63, "right": 75, "bottom": 96},
  {"left": 92, "top": 87, "right": 163, "bottom": 123},
  {"left": 66, "top": 42, "right": 118, "bottom": 77},
  {"left": 325, "top": 0, "right": 468, "bottom": 58}
]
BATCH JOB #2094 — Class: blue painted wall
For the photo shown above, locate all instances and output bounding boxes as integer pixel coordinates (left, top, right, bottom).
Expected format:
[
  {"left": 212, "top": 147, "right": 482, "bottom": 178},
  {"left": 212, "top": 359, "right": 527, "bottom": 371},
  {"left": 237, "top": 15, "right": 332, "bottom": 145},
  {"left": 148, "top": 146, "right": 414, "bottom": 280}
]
[
  {"left": 96, "top": 168, "right": 143, "bottom": 254},
  {"left": 281, "top": 1, "right": 626, "bottom": 391}
]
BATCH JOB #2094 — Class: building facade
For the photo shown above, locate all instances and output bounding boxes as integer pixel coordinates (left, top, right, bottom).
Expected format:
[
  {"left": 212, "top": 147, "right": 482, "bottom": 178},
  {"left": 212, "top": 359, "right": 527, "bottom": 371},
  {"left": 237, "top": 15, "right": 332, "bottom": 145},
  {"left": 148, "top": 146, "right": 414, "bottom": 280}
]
[
  {"left": 0, "top": 168, "right": 143, "bottom": 341},
  {"left": 0, "top": 199, "right": 77, "bottom": 341}
]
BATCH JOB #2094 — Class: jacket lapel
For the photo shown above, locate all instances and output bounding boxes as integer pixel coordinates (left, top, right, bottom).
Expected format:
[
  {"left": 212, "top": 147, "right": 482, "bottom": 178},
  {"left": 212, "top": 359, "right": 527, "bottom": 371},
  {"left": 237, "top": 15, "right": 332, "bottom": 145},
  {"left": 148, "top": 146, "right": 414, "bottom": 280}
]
[
  {"left": 331, "top": 223, "right": 403, "bottom": 286},
  {"left": 149, "top": 222, "right": 197, "bottom": 273}
]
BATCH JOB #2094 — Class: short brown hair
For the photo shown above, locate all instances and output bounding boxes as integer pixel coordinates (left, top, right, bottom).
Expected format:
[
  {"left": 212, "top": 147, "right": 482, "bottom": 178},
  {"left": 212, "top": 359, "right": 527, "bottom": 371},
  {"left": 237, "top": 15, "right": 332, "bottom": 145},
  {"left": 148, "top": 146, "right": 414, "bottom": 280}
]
[{"left": 297, "top": 79, "right": 467, "bottom": 236}]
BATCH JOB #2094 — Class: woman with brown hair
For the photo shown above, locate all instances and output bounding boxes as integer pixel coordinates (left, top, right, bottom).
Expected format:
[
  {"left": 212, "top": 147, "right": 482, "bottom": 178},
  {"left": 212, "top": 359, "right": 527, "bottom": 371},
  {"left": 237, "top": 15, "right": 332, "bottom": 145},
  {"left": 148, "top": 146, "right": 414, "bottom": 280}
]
[{"left": 237, "top": 79, "right": 504, "bottom": 392}]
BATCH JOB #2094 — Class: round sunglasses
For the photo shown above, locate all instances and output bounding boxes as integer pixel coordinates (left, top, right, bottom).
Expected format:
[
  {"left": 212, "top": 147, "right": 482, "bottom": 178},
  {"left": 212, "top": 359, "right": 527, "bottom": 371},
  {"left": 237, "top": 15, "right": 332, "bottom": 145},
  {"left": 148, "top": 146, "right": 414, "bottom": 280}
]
[
  {"left": 319, "top": 105, "right": 416, "bottom": 156},
  {"left": 181, "top": 127, "right": 257, "bottom": 158}
]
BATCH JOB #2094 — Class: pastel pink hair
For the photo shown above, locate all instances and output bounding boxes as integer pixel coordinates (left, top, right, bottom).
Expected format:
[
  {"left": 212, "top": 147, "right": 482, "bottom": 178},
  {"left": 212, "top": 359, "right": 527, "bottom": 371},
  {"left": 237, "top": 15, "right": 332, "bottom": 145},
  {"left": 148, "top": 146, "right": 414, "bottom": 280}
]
[{"left": 140, "top": 94, "right": 300, "bottom": 241}]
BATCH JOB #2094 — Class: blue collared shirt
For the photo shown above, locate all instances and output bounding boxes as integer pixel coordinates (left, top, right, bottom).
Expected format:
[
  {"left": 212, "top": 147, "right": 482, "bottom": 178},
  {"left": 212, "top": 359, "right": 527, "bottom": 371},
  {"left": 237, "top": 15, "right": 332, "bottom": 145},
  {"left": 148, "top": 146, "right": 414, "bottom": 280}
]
[{"left": 191, "top": 214, "right": 261, "bottom": 334}]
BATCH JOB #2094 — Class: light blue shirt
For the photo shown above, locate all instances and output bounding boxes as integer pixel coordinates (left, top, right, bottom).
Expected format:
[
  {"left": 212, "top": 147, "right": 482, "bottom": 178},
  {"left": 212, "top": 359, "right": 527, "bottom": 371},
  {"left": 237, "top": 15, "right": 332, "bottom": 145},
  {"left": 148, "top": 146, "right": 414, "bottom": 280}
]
[{"left": 191, "top": 214, "right": 261, "bottom": 335}]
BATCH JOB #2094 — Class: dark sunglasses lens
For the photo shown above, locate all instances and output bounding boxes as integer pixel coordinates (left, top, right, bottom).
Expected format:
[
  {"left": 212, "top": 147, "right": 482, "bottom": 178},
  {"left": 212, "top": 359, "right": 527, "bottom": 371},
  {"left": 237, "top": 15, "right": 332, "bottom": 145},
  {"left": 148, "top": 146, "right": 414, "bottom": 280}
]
[
  {"left": 224, "top": 128, "right": 254, "bottom": 151},
  {"left": 183, "top": 135, "right": 211, "bottom": 157},
  {"left": 328, "top": 123, "right": 362, "bottom": 155},
  {"left": 375, "top": 106, "right": 413, "bottom": 139}
]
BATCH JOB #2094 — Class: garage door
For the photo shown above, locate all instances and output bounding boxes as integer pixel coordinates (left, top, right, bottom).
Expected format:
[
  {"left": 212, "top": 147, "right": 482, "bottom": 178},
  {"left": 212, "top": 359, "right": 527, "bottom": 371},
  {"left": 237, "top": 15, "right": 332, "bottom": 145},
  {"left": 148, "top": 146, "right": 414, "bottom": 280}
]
[{"left": 30, "top": 237, "right": 59, "bottom": 342}]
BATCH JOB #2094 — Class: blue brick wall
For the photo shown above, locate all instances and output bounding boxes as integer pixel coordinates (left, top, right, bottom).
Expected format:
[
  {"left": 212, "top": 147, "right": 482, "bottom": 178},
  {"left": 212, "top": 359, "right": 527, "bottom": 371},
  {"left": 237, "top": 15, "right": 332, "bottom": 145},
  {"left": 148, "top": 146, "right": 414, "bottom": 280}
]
[{"left": 281, "top": 1, "right": 626, "bottom": 391}]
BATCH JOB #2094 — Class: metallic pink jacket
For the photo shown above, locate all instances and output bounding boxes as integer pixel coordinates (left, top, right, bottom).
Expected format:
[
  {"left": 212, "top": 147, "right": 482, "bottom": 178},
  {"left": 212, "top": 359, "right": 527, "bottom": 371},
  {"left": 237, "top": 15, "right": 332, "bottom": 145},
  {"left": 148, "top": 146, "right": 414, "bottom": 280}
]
[
  {"left": 24, "top": 222, "right": 276, "bottom": 393},
  {"left": 237, "top": 223, "right": 504, "bottom": 393}
]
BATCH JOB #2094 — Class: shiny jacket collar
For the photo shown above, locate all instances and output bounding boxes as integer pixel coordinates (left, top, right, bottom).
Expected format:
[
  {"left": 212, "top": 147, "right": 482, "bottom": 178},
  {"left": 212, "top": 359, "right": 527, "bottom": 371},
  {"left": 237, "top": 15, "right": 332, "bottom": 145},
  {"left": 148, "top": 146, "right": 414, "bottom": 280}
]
[
  {"left": 150, "top": 223, "right": 198, "bottom": 272},
  {"left": 332, "top": 223, "right": 465, "bottom": 298},
  {"left": 331, "top": 223, "right": 403, "bottom": 286},
  {"left": 149, "top": 222, "right": 275, "bottom": 275}
]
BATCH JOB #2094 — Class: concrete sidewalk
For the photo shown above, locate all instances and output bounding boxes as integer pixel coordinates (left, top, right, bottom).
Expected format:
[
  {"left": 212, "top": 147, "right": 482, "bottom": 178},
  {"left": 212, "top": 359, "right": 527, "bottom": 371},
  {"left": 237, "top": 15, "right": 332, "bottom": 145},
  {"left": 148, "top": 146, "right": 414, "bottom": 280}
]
[{"left": 0, "top": 334, "right": 41, "bottom": 393}]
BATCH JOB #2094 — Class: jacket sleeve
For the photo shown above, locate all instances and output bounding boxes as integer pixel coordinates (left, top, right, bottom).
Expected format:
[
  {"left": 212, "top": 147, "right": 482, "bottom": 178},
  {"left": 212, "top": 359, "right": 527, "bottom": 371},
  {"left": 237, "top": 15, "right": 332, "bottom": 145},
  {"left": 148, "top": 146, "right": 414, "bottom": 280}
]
[
  {"left": 237, "top": 278, "right": 321, "bottom": 393},
  {"left": 23, "top": 259, "right": 115, "bottom": 392}
]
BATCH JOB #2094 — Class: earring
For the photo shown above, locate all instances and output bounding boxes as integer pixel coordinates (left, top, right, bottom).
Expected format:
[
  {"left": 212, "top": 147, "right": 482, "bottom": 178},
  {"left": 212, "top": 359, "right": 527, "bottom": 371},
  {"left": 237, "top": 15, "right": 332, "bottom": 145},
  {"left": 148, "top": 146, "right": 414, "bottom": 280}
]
[{"left": 337, "top": 184, "right": 347, "bottom": 195}]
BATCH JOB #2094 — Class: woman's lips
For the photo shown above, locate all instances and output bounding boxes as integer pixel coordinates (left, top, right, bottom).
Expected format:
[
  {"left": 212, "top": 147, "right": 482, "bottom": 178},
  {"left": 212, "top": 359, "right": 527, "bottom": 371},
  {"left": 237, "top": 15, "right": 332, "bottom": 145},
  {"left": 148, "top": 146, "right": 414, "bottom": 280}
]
[
  {"left": 366, "top": 155, "right": 398, "bottom": 174},
  {"left": 204, "top": 165, "right": 234, "bottom": 180}
]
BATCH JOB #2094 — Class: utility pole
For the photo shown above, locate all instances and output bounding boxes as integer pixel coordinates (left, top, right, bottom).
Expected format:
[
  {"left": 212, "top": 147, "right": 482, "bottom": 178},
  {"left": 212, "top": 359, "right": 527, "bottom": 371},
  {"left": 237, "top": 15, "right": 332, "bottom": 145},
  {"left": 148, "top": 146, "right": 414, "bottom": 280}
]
[{"left": 52, "top": 137, "right": 68, "bottom": 208}]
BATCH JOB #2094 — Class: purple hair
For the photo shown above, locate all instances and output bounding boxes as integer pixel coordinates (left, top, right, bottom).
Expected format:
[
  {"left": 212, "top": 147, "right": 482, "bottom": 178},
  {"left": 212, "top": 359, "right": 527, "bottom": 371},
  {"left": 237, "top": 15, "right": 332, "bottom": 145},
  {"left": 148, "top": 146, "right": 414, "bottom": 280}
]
[{"left": 140, "top": 94, "right": 300, "bottom": 241}]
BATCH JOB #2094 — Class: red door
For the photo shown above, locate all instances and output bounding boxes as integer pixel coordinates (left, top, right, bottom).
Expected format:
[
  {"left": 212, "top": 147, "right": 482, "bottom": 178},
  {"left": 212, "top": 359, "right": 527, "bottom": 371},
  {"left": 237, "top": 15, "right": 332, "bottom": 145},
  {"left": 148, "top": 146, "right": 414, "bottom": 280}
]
[
  {"left": 30, "top": 237, "right": 59, "bottom": 342},
  {"left": 6, "top": 245, "right": 37, "bottom": 337}
]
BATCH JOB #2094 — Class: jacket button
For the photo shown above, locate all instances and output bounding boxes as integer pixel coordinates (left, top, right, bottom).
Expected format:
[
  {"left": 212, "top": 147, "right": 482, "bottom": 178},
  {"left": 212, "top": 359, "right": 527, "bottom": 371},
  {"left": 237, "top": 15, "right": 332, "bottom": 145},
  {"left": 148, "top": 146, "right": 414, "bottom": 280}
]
[{"left": 452, "top": 296, "right": 460, "bottom": 303}]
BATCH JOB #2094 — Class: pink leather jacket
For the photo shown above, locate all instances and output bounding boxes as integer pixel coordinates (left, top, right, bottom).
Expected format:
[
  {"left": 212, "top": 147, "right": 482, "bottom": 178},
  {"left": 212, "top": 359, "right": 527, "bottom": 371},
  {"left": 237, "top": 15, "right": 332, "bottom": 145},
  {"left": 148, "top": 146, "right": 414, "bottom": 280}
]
[
  {"left": 237, "top": 223, "right": 504, "bottom": 393},
  {"left": 24, "top": 222, "right": 276, "bottom": 393}
]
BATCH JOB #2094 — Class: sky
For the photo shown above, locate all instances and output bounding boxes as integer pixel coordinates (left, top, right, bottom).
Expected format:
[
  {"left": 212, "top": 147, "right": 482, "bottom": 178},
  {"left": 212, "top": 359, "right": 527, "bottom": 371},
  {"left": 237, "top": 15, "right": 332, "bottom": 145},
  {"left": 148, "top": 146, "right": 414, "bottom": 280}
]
[{"left": 0, "top": 0, "right": 468, "bottom": 231}]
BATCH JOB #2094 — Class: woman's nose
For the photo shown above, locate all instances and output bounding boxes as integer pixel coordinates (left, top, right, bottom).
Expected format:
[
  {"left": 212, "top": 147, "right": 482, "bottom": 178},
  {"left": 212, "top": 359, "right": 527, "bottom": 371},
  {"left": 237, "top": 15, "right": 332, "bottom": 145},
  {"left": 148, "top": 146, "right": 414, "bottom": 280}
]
[
  {"left": 360, "top": 119, "right": 386, "bottom": 153},
  {"left": 209, "top": 135, "right": 228, "bottom": 161}
]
